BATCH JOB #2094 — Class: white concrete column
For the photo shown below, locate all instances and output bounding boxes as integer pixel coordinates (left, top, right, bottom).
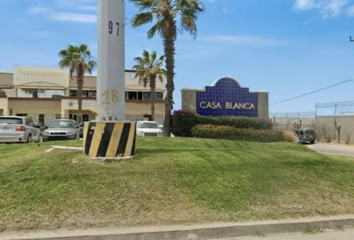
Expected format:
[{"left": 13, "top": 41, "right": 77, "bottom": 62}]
[
  {"left": 13, "top": 87, "right": 18, "bottom": 97},
  {"left": 64, "top": 88, "right": 70, "bottom": 97},
  {"left": 61, "top": 109, "right": 66, "bottom": 119},
  {"left": 96, "top": 0, "right": 125, "bottom": 121}
]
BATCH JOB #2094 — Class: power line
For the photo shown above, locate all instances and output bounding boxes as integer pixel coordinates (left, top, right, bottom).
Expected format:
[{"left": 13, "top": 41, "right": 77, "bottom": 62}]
[{"left": 270, "top": 79, "right": 353, "bottom": 106}]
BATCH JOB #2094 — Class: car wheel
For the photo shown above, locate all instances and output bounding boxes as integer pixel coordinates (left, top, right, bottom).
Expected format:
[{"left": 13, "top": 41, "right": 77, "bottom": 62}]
[
  {"left": 26, "top": 134, "right": 32, "bottom": 143},
  {"left": 310, "top": 140, "right": 315, "bottom": 144}
]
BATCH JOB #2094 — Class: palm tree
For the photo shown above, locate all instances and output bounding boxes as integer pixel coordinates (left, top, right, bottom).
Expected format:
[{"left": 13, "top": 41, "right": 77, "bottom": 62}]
[
  {"left": 130, "top": 0, "right": 204, "bottom": 136},
  {"left": 132, "top": 50, "right": 166, "bottom": 121},
  {"left": 21, "top": 89, "right": 45, "bottom": 98},
  {"left": 58, "top": 44, "right": 96, "bottom": 123}
]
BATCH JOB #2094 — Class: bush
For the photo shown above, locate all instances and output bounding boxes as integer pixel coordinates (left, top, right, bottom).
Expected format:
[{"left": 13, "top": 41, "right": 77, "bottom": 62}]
[
  {"left": 172, "top": 110, "right": 274, "bottom": 137},
  {"left": 283, "top": 130, "right": 298, "bottom": 142},
  {"left": 191, "top": 124, "right": 284, "bottom": 142},
  {"left": 195, "top": 115, "right": 273, "bottom": 130},
  {"left": 171, "top": 110, "right": 198, "bottom": 137},
  {"left": 346, "top": 133, "right": 352, "bottom": 145}
]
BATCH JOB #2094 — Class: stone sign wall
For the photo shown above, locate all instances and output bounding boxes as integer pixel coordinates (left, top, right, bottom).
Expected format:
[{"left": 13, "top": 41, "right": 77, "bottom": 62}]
[{"left": 181, "top": 77, "right": 269, "bottom": 119}]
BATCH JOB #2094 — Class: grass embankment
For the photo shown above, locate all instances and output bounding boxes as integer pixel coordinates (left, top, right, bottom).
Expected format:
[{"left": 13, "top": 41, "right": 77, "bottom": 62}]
[{"left": 0, "top": 138, "right": 354, "bottom": 231}]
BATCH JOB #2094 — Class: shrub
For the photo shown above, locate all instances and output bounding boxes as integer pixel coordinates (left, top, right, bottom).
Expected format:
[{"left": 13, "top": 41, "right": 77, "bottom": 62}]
[
  {"left": 171, "top": 110, "right": 198, "bottom": 137},
  {"left": 283, "top": 130, "right": 298, "bottom": 142},
  {"left": 171, "top": 110, "right": 274, "bottom": 137},
  {"left": 191, "top": 124, "right": 284, "bottom": 142},
  {"left": 316, "top": 125, "right": 332, "bottom": 143},
  {"left": 195, "top": 115, "right": 273, "bottom": 130},
  {"left": 346, "top": 133, "right": 352, "bottom": 145},
  {"left": 321, "top": 126, "right": 332, "bottom": 143}
]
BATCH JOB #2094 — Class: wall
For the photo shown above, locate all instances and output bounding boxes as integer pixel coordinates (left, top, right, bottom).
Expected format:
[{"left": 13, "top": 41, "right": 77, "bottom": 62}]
[
  {"left": 181, "top": 89, "right": 197, "bottom": 112},
  {"left": 0, "top": 72, "right": 14, "bottom": 88},
  {"left": 257, "top": 92, "right": 269, "bottom": 119},
  {"left": 8, "top": 98, "right": 61, "bottom": 124},
  {"left": 2, "top": 68, "right": 166, "bottom": 97},
  {"left": 272, "top": 116, "right": 316, "bottom": 129},
  {"left": 0, "top": 97, "right": 8, "bottom": 115},
  {"left": 13, "top": 67, "right": 69, "bottom": 89},
  {"left": 271, "top": 115, "right": 354, "bottom": 144},
  {"left": 125, "top": 100, "right": 165, "bottom": 124},
  {"left": 315, "top": 116, "right": 354, "bottom": 144}
]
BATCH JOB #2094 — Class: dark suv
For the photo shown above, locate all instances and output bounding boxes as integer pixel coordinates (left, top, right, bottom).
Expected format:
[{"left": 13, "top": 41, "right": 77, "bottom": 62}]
[{"left": 294, "top": 129, "right": 316, "bottom": 144}]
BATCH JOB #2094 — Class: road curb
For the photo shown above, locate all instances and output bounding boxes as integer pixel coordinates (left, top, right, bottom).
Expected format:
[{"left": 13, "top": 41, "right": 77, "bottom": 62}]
[{"left": 1, "top": 215, "right": 354, "bottom": 240}]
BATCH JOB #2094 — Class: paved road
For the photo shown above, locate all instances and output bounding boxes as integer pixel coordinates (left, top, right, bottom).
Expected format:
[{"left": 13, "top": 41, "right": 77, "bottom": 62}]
[
  {"left": 209, "top": 228, "right": 354, "bottom": 240},
  {"left": 307, "top": 143, "right": 354, "bottom": 158}
]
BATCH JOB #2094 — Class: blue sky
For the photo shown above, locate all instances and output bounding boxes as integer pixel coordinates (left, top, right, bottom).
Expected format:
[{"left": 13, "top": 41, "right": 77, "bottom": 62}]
[{"left": 1, "top": 0, "right": 354, "bottom": 115}]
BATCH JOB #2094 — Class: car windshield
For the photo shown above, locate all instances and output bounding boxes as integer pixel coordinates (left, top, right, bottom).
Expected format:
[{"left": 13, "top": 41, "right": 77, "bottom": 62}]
[
  {"left": 50, "top": 121, "right": 75, "bottom": 128},
  {"left": 139, "top": 122, "right": 159, "bottom": 128},
  {"left": 0, "top": 118, "right": 22, "bottom": 124},
  {"left": 305, "top": 130, "right": 315, "bottom": 134}
]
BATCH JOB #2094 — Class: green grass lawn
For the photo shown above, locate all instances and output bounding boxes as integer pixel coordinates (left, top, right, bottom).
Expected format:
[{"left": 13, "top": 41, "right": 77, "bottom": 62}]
[{"left": 1, "top": 138, "right": 354, "bottom": 231}]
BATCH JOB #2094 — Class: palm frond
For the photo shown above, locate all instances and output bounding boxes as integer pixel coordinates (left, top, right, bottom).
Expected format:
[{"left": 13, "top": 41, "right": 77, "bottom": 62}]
[
  {"left": 147, "top": 20, "right": 164, "bottom": 38},
  {"left": 131, "top": 12, "right": 154, "bottom": 28}
]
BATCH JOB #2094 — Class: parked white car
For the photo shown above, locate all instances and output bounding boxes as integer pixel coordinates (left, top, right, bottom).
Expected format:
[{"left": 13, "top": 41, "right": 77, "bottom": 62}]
[
  {"left": 42, "top": 119, "right": 80, "bottom": 141},
  {"left": 136, "top": 121, "right": 163, "bottom": 137},
  {"left": 0, "top": 116, "right": 42, "bottom": 143}
]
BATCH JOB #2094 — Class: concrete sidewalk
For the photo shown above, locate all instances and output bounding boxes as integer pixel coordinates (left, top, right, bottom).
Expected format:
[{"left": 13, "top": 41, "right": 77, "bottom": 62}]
[
  {"left": 307, "top": 143, "right": 354, "bottom": 158},
  {"left": 1, "top": 215, "right": 353, "bottom": 240},
  {"left": 211, "top": 228, "right": 354, "bottom": 240}
]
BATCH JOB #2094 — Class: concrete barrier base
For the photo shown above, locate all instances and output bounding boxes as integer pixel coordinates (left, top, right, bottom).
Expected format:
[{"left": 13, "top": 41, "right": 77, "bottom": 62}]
[{"left": 83, "top": 121, "right": 136, "bottom": 158}]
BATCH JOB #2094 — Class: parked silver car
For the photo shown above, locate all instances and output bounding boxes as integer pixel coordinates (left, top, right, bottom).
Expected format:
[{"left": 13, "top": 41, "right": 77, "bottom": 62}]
[
  {"left": 294, "top": 128, "right": 317, "bottom": 144},
  {"left": 42, "top": 119, "right": 80, "bottom": 141},
  {"left": 0, "top": 116, "right": 42, "bottom": 143}
]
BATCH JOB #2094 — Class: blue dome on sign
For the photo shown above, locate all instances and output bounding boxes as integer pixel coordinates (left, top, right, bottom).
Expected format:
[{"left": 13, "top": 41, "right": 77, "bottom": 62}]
[{"left": 211, "top": 77, "right": 241, "bottom": 88}]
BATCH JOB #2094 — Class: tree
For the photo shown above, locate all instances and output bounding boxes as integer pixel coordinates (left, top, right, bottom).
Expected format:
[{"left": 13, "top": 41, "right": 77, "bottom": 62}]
[
  {"left": 58, "top": 44, "right": 96, "bottom": 123},
  {"left": 132, "top": 50, "right": 166, "bottom": 121},
  {"left": 130, "top": 0, "right": 204, "bottom": 136},
  {"left": 21, "top": 89, "right": 45, "bottom": 98}
]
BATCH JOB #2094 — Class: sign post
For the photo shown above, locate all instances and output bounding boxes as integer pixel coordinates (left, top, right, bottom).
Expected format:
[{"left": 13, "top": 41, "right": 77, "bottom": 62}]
[{"left": 83, "top": 0, "right": 137, "bottom": 159}]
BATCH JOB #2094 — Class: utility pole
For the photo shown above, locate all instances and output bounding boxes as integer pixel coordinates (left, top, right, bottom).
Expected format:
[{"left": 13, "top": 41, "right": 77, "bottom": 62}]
[
  {"left": 97, "top": 0, "right": 125, "bottom": 121},
  {"left": 84, "top": 0, "right": 137, "bottom": 159}
]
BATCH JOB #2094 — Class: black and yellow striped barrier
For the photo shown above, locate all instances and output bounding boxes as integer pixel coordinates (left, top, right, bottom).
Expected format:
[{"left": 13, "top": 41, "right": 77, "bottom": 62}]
[{"left": 83, "top": 121, "right": 136, "bottom": 158}]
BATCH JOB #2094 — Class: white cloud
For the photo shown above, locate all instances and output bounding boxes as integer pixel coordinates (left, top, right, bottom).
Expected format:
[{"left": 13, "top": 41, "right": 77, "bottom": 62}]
[
  {"left": 27, "top": 6, "right": 48, "bottom": 15},
  {"left": 294, "top": 0, "right": 319, "bottom": 10},
  {"left": 24, "top": 0, "right": 97, "bottom": 24},
  {"left": 54, "top": 0, "right": 97, "bottom": 11},
  {"left": 322, "top": 0, "right": 349, "bottom": 17},
  {"left": 51, "top": 12, "right": 96, "bottom": 23},
  {"left": 346, "top": 5, "right": 354, "bottom": 15},
  {"left": 79, "top": 5, "right": 97, "bottom": 11},
  {"left": 294, "top": 0, "right": 353, "bottom": 17}
]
